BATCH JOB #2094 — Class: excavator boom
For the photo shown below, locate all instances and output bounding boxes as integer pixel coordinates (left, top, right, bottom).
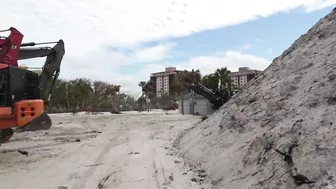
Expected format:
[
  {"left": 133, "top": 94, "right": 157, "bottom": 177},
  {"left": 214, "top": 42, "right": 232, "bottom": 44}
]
[{"left": 18, "top": 40, "right": 65, "bottom": 100}]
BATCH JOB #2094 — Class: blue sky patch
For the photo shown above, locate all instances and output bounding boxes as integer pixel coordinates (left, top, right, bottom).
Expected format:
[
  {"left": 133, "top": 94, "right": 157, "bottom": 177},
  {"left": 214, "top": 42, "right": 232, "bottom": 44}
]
[{"left": 115, "top": 6, "right": 334, "bottom": 75}]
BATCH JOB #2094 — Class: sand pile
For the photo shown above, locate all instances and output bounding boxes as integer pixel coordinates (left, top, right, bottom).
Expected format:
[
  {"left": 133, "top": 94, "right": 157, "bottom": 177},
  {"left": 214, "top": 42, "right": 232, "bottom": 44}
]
[{"left": 178, "top": 7, "right": 336, "bottom": 189}]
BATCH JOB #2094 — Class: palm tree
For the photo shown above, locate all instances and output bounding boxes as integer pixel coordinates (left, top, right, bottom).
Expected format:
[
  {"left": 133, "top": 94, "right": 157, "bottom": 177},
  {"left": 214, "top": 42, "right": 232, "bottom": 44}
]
[
  {"left": 171, "top": 76, "right": 185, "bottom": 114},
  {"left": 214, "top": 67, "right": 231, "bottom": 90},
  {"left": 108, "top": 85, "right": 120, "bottom": 113},
  {"left": 138, "top": 81, "right": 147, "bottom": 111},
  {"left": 138, "top": 81, "right": 146, "bottom": 89},
  {"left": 189, "top": 69, "right": 201, "bottom": 84},
  {"left": 201, "top": 74, "right": 218, "bottom": 89},
  {"left": 143, "top": 81, "right": 155, "bottom": 111}
]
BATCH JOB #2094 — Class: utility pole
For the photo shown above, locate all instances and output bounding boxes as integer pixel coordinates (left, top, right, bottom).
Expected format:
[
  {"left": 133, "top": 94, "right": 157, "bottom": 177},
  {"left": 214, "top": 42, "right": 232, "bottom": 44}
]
[
  {"left": 175, "top": 74, "right": 184, "bottom": 115},
  {"left": 190, "top": 90, "right": 195, "bottom": 115},
  {"left": 66, "top": 83, "right": 69, "bottom": 110}
]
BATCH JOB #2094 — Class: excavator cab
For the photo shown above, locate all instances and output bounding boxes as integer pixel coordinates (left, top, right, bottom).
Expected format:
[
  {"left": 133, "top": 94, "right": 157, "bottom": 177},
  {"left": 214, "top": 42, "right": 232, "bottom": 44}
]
[{"left": 0, "top": 27, "right": 65, "bottom": 143}]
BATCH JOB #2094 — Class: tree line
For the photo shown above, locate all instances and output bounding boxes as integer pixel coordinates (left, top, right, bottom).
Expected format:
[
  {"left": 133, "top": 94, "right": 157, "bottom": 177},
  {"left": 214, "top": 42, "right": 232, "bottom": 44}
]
[
  {"left": 44, "top": 78, "right": 138, "bottom": 113},
  {"left": 43, "top": 67, "right": 238, "bottom": 113}
]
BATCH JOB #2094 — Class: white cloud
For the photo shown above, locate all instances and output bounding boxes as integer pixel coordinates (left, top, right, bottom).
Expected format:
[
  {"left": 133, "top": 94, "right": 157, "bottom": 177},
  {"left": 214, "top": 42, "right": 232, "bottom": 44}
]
[
  {"left": 2, "top": 0, "right": 335, "bottom": 94},
  {"left": 304, "top": 0, "right": 336, "bottom": 12},
  {"left": 2, "top": 0, "right": 334, "bottom": 52},
  {"left": 176, "top": 51, "right": 271, "bottom": 75},
  {"left": 135, "top": 43, "right": 175, "bottom": 62}
]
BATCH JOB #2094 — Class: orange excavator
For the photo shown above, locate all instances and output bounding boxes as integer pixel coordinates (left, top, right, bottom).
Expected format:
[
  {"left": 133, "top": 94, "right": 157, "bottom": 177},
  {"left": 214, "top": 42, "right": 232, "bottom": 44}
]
[{"left": 0, "top": 27, "right": 65, "bottom": 144}]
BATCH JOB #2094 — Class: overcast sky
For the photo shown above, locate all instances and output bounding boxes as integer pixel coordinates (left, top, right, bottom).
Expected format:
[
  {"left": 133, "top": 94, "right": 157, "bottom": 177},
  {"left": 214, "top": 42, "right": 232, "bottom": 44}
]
[{"left": 2, "top": 0, "right": 336, "bottom": 95}]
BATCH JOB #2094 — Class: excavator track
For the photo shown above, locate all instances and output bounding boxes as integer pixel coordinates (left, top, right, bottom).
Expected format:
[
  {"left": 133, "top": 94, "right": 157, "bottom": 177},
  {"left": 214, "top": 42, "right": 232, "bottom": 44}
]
[
  {"left": 0, "top": 128, "right": 14, "bottom": 143},
  {"left": 16, "top": 112, "right": 52, "bottom": 133}
]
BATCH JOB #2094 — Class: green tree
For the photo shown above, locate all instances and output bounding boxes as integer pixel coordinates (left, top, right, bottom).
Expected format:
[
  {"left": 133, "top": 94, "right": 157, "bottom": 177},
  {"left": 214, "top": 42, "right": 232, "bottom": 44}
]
[
  {"left": 201, "top": 74, "right": 218, "bottom": 89},
  {"left": 200, "top": 67, "right": 232, "bottom": 90},
  {"left": 68, "top": 78, "right": 93, "bottom": 109},
  {"left": 48, "top": 79, "right": 68, "bottom": 108},
  {"left": 138, "top": 80, "right": 156, "bottom": 111},
  {"left": 43, "top": 77, "right": 128, "bottom": 113},
  {"left": 118, "top": 93, "right": 137, "bottom": 111},
  {"left": 186, "top": 69, "right": 201, "bottom": 84},
  {"left": 214, "top": 67, "right": 231, "bottom": 90},
  {"left": 157, "top": 93, "right": 175, "bottom": 109},
  {"left": 170, "top": 69, "right": 201, "bottom": 114}
]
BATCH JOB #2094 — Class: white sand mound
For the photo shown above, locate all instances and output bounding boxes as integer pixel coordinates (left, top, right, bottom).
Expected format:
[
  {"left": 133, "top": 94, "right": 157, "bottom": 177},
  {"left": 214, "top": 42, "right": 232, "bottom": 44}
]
[{"left": 178, "top": 7, "right": 336, "bottom": 189}]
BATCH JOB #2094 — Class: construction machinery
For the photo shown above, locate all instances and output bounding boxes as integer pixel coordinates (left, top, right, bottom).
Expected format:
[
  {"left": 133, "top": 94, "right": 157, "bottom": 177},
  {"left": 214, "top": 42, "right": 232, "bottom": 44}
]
[
  {"left": 0, "top": 27, "right": 65, "bottom": 143},
  {"left": 188, "top": 83, "right": 231, "bottom": 110}
]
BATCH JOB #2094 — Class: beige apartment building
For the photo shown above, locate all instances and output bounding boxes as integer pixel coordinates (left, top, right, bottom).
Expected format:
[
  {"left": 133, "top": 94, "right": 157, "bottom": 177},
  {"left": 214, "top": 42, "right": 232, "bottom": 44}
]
[
  {"left": 150, "top": 67, "right": 183, "bottom": 97},
  {"left": 229, "top": 67, "right": 262, "bottom": 87}
]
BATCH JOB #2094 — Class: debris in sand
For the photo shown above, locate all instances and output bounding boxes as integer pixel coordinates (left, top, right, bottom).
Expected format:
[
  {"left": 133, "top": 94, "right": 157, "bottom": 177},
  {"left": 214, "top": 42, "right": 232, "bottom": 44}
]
[
  {"left": 83, "top": 163, "right": 103, "bottom": 167},
  {"left": 251, "top": 170, "right": 277, "bottom": 187},
  {"left": 201, "top": 115, "right": 208, "bottom": 121},
  {"left": 98, "top": 171, "right": 116, "bottom": 189},
  {"left": 197, "top": 169, "right": 207, "bottom": 178},
  {"left": 257, "top": 141, "right": 274, "bottom": 165},
  {"left": 202, "top": 132, "right": 212, "bottom": 136},
  {"left": 128, "top": 151, "right": 140, "bottom": 155},
  {"left": 68, "top": 138, "right": 81, "bottom": 142},
  {"left": 169, "top": 175, "right": 174, "bottom": 181},
  {"left": 17, "top": 150, "right": 29, "bottom": 156},
  {"left": 128, "top": 179, "right": 145, "bottom": 182},
  {"left": 274, "top": 142, "right": 315, "bottom": 186},
  {"left": 54, "top": 137, "right": 81, "bottom": 143}
]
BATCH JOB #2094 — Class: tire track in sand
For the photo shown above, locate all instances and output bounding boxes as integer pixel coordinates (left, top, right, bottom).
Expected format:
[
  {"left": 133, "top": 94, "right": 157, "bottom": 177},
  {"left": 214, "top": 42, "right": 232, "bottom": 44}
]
[{"left": 71, "top": 126, "right": 128, "bottom": 189}]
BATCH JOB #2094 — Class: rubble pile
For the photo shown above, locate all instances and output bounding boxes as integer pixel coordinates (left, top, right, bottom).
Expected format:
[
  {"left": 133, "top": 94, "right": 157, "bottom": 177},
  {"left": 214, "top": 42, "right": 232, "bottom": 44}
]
[{"left": 178, "top": 7, "right": 336, "bottom": 189}]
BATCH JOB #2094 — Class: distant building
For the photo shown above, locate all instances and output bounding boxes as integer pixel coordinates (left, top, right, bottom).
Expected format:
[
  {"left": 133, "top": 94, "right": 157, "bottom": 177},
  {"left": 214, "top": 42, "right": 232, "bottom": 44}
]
[
  {"left": 229, "top": 67, "right": 262, "bottom": 87},
  {"left": 150, "top": 67, "right": 183, "bottom": 97}
]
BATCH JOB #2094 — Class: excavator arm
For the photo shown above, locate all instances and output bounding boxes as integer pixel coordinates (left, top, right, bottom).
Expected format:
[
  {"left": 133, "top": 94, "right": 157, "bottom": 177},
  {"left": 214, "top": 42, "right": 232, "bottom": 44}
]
[{"left": 17, "top": 40, "right": 65, "bottom": 102}]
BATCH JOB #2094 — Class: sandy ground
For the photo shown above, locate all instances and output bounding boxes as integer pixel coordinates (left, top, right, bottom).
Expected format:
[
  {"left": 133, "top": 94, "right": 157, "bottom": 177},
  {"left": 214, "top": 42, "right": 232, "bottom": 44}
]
[{"left": 0, "top": 110, "right": 203, "bottom": 189}]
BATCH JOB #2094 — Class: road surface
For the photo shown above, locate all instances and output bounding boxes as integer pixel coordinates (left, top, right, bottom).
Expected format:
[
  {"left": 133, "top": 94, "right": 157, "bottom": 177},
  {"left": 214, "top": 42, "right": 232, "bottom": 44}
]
[{"left": 0, "top": 111, "right": 203, "bottom": 189}]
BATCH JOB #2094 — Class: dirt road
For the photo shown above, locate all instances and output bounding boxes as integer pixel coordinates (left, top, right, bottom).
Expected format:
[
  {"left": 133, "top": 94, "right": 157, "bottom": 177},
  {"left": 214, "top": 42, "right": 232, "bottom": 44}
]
[{"left": 0, "top": 111, "right": 203, "bottom": 189}]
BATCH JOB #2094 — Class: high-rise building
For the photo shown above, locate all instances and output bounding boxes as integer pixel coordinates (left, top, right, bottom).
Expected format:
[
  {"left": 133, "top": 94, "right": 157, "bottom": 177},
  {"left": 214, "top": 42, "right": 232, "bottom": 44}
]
[
  {"left": 229, "top": 67, "right": 262, "bottom": 87},
  {"left": 150, "top": 67, "right": 183, "bottom": 97}
]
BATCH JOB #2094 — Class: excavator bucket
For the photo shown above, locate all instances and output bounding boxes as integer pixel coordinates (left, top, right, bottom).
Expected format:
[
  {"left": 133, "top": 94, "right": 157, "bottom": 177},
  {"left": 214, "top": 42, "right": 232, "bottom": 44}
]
[{"left": 16, "top": 112, "right": 52, "bottom": 133}]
